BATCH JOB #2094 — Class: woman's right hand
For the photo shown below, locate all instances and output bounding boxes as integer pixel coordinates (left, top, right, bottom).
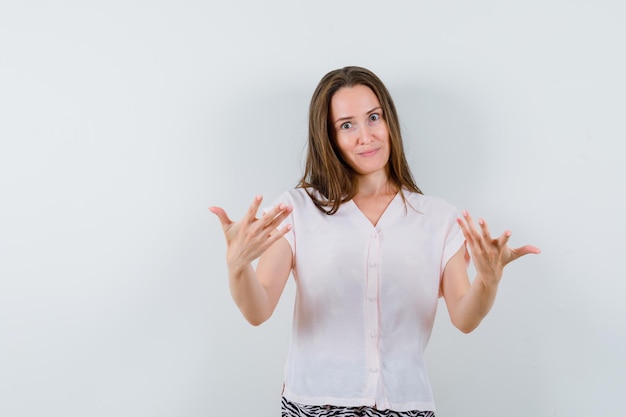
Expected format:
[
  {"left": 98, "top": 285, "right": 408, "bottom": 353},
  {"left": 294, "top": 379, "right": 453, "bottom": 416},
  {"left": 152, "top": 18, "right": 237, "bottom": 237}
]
[{"left": 209, "top": 195, "right": 293, "bottom": 270}]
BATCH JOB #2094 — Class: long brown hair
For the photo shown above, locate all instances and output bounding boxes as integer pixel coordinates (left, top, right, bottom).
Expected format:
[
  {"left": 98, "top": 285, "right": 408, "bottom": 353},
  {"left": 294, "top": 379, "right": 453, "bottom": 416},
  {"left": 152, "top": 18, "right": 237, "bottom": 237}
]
[{"left": 298, "top": 66, "right": 421, "bottom": 214}]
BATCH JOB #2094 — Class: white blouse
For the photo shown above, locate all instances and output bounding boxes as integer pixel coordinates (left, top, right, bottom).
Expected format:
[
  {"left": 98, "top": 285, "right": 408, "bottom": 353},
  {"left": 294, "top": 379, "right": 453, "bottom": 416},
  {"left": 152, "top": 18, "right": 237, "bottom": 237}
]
[{"left": 268, "top": 188, "right": 464, "bottom": 412}]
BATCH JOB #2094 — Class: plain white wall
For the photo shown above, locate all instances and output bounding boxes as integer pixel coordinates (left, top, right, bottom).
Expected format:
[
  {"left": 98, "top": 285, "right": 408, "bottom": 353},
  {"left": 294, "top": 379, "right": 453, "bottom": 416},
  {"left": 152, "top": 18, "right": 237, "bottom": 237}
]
[{"left": 1, "top": 1, "right": 624, "bottom": 416}]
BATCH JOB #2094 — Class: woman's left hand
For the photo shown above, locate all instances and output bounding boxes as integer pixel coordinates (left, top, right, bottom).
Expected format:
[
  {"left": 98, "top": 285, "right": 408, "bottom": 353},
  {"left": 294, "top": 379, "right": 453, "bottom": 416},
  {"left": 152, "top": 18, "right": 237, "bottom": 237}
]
[{"left": 457, "top": 210, "right": 541, "bottom": 285}]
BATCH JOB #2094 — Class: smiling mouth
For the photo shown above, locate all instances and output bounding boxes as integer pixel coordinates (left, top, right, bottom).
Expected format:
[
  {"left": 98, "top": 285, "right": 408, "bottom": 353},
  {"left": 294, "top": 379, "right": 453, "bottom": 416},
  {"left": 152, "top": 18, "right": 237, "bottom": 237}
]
[{"left": 358, "top": 148, "right": 380, "bottom": 157}]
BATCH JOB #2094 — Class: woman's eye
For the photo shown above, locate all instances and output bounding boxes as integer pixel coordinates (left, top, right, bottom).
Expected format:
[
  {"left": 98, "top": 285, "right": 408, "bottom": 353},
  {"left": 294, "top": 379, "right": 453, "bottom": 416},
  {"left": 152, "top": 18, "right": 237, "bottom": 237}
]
[
  {"left": 369, "top": 113, "right": 380, "bottom": 122},
  {"left": 341, "top": 122, "right": 352, "bottom": 129}
]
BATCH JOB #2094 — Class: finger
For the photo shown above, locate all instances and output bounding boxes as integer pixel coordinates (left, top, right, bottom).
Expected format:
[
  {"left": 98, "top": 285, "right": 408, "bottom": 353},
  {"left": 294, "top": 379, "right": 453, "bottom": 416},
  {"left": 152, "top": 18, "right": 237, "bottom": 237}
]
[
  {"left": 496, "top": 229, "right": 512, "bottom": 248},
  {"left": 266, "top": 223, "right": 293, "bottom": 245},
  {"left": 262, "top": 202, "right": 293, "bottom": 226},
  {"left": 456, "top": 216, "right": 473, "bottom": 245},
  {"left": 244, "top": 194, "right": 264, "bottom": 222},
  {"left": 244, "top": 200, "right": 293, "bottom": 245},
  {"left": 510, "top": 244, "right": 542, "bottom": 260},
  {"left": 456, "top": 214, "right": 474, "bottom": 246},
  {"left": 208, "top": 206, "right": 233, "bottom": 227},
  {"left": 253, "top": 207, "right": 293, "bottom": 244},
  {"left": 477, "top": 218, "right": 493, "bottom": 241},
  {"left": 461, "top": 210, "right": 482, "bottom": 245}
]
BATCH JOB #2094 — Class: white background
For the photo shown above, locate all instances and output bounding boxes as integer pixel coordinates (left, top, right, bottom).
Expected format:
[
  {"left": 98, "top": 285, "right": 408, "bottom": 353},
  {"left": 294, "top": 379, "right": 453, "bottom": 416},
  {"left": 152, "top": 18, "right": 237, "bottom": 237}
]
[{"left": 1, "top": 1, "right": 625, "bottom": 416}]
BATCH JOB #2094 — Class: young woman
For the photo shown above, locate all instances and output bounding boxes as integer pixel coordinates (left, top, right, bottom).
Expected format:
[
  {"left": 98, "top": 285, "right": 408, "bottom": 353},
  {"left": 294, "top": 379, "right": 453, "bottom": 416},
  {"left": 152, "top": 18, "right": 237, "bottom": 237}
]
[{"left": 210, "top": 66, "right": 540, "bottom": 416}]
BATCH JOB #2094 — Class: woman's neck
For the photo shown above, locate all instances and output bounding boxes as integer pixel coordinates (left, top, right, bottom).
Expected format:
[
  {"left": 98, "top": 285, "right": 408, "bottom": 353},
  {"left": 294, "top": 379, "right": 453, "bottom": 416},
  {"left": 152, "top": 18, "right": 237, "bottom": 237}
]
[{"left": 355, "top": 171, "right": 397, "bottom": 199}]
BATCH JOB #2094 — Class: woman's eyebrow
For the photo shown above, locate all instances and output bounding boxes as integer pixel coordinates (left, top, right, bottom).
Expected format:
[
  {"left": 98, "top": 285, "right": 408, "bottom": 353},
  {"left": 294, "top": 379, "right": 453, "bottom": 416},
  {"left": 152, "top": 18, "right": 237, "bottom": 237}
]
[{"left": 334, "top": 107, "right": 382, "bottom": 124}]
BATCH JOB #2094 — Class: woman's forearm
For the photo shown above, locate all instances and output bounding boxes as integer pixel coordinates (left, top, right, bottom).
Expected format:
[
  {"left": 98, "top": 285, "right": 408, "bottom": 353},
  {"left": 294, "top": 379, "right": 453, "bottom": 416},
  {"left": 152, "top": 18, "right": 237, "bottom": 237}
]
[
  {"left": 451, "top": 273, "right": 500, "bottom": 333},
  {"left": 228, "top": 262, "right": 273, "bottom": 326}
]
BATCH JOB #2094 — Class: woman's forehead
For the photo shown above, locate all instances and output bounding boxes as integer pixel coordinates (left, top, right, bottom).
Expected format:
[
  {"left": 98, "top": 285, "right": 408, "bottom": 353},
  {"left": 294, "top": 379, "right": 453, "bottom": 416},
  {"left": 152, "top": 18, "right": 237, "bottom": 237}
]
[{"left": 330, "top": 85, "right": 381, "bottom": 118}]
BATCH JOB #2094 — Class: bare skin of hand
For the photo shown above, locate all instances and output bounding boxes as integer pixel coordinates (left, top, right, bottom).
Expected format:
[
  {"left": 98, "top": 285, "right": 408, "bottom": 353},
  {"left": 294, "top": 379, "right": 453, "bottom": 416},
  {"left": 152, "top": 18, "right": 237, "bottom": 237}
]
[
  {"left": 457, "top": 210, "right": 541, "bottom": 285},
  {"left": 209, "top": 195, "right": 293, "bottom": 270}
]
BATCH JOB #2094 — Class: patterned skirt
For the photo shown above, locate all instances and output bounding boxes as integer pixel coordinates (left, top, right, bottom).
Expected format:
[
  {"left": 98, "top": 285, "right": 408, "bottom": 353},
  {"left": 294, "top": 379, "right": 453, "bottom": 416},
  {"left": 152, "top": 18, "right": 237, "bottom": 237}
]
[{"left": 281, "top": 397, "right": 435, "bottom": 417}]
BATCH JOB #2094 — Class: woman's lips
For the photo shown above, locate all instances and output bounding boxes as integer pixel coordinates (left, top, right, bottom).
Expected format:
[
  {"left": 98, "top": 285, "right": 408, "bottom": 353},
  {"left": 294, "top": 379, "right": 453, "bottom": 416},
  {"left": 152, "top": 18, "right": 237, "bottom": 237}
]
[{"left": 358, "top": 148, "right": 380, "bottom": 157}]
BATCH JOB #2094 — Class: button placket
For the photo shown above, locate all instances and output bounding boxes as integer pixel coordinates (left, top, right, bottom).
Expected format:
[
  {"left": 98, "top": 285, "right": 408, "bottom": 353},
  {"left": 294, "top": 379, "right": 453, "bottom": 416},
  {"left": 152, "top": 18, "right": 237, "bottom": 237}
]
[{"left": 364, "top": 229, "right": 381, "bottom": 394}]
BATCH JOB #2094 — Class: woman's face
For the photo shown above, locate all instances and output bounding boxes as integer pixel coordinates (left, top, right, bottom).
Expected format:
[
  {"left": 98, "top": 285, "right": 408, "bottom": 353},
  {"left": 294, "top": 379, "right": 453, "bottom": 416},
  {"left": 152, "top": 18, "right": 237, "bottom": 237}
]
[{"left": 330, "top": 84, "right": 390, "bottom": 178}]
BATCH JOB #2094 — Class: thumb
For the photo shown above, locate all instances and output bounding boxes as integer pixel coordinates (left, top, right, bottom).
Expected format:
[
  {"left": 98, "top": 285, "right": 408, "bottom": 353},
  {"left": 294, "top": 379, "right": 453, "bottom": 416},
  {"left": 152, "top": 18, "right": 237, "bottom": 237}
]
[
  {"left": 509, "top": 244, "right": 542, "bottom": 262},
  {"left": 208, "top": 206, "right": 233, "bottom": 228}
]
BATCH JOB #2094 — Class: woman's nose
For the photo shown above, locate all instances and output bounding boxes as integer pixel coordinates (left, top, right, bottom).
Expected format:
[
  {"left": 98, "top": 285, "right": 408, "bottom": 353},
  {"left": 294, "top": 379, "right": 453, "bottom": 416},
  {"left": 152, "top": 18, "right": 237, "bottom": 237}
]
[{"left": 357, "top": 125, "right": 374, "bottom": 144}]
